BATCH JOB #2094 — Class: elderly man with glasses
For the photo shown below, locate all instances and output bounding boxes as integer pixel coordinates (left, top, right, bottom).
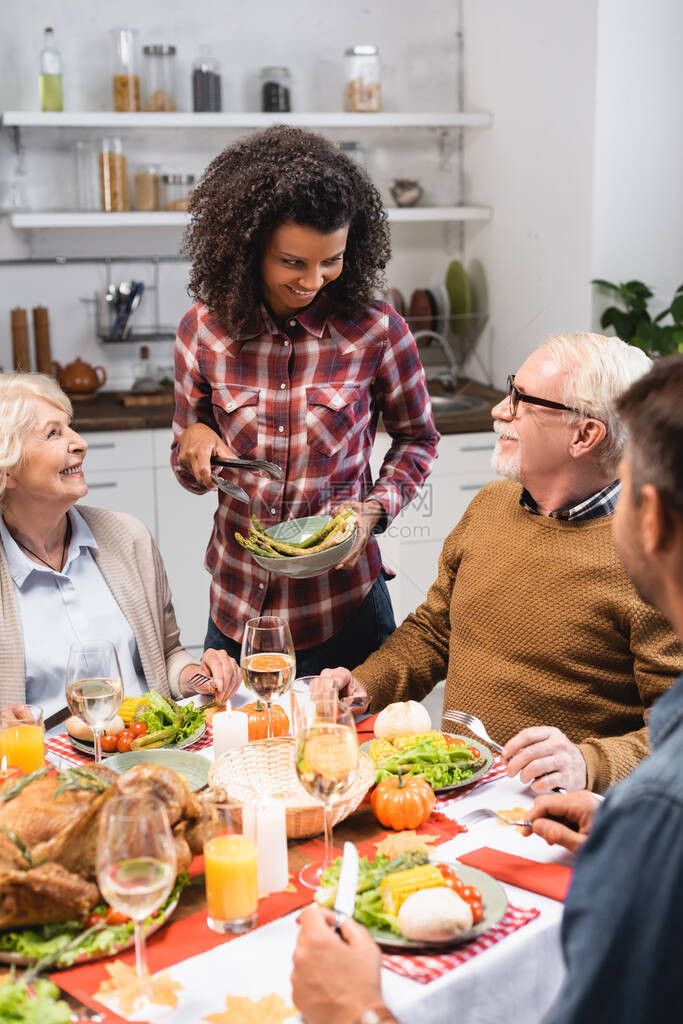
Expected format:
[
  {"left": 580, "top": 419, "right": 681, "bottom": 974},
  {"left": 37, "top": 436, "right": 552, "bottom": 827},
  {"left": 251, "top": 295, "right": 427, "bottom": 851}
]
[{"left": 326, "top": 333, "right": 682, "bottom": 794}]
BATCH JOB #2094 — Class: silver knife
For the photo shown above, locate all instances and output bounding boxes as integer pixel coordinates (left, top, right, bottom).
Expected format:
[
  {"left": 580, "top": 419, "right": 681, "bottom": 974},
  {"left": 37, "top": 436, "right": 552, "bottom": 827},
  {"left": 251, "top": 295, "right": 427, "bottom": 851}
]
[{"left": 334, "top": 841, "right": 359, "bottom": 935}]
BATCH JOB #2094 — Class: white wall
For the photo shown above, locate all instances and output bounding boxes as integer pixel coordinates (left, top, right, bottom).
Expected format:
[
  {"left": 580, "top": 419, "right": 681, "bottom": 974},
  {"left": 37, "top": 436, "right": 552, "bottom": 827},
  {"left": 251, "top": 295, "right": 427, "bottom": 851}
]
[
  {"left": 462, "top": 0, "right": 598, "bottom": 386},
  {"left": 592, "top": 0, "right": 683, "bottom": 317}
]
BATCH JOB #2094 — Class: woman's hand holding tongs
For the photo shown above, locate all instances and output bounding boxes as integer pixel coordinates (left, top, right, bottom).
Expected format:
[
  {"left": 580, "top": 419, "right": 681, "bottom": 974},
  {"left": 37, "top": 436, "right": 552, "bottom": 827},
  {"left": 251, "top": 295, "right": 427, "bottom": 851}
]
[{"left": 176, "top": 423, "right": 238, "bottom": 490}]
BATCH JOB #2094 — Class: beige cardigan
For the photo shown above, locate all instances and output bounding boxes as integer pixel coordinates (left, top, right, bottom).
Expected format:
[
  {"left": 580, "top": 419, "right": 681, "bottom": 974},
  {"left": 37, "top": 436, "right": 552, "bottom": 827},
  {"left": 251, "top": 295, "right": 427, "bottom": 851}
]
[{"left": 0, "top": 506, "right": 195, "bottom": 711}]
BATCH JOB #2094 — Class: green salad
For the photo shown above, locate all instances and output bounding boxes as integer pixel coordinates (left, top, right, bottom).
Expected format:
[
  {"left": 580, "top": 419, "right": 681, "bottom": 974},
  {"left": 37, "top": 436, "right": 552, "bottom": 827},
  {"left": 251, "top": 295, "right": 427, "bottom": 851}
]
[
  {"left": 374, "top": 738, "right": 481, "bottom": 789},
  {"left": 318, "top": 850, "right": 429, "bottom": 935},
  {"left": 0, "top": 977, "right": 70, "bottom": 1024},
  {"left": 0, "top": 872, "right": 189, "bottom": 968},
  {"left": 131, "top": 691, "right": 205, "bottom": 749}
]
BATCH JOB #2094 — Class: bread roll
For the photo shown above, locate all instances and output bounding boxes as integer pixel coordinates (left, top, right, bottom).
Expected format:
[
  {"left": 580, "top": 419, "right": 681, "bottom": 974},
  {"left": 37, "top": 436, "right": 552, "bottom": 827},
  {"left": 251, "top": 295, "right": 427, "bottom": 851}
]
[{"left": 65, "top": 714, "right": 124, "bottom": 742}]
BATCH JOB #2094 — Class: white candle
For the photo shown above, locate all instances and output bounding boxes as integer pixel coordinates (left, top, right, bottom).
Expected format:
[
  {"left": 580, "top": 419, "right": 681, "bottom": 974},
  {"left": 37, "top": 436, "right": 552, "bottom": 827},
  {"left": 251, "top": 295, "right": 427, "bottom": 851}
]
[
  {"left": 212, "top": 704, "right": 249, "bottom": 760},
  {"left": 244, "top": 795, "right": 289, "bottom": 894}
]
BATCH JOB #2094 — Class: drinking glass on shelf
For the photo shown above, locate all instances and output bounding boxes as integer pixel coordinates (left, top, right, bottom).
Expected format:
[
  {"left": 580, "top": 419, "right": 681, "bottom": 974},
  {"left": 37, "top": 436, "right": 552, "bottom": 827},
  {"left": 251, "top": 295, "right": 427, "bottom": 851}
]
[
  {"left": 97, "top": 795, "right": 176, "bottom": 981},
  {"left": 295, "top": 698, "right": 359, "bottom": 889},
  {"left": 0, "top": 704, "right": 45, "bottom": 774},
  {"left": 240, "top": 616, "right": 295, "bottom": 739},
  {"left": 201, "top": 787, "right": 258, "bottom": 934},
  {"left": 65, "top": 640, "right": 124, "bottom": 762}
]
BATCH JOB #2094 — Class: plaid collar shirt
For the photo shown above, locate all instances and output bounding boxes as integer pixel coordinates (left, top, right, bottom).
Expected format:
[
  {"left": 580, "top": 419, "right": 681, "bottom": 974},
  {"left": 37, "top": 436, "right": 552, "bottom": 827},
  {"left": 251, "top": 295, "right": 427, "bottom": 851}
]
[
  {"left": 519, "top": 479, "right": 621, "bottom": 521},
  {"left": 171, "top": 295, "right": 440, "bottom": 650}
]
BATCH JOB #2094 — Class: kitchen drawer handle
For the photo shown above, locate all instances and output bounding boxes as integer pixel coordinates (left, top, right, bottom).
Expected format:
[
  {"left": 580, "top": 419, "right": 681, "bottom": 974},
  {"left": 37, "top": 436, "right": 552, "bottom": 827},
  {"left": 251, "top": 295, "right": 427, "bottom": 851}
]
[
  {"left": 459, "top": 483, "right": 489, "bottom": 491},
  {"left": 87, "top": 442, "right": 116, "bottom": 450},
  {"left": 460, "top": 444, "right": 495, "bottom": 452},
  {"left": 87, "top": 481, "right": 118, "bottom": 490}
]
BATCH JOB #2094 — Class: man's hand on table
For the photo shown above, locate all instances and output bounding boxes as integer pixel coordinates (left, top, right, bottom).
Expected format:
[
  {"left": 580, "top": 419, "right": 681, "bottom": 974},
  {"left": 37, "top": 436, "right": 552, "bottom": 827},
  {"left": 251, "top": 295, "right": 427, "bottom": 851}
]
[
  {"left": 292, "top": 906, "right": 395, "bottom": 1024},
  {"left": 522, "top": 791, "right": 600, "bottom": 854},
  {"left": 178, "top": 648, "right": 240, "bottom": 703},
  {"left": 333, "top": 499, "right": 385, "bottom": 571},
  {"left": 176, "top": 422, "right": 237, "bottom": 489},
  {"left": 320, "top": 667, "right": 370, "bottom": 713},
  {"left": 502, "top": 726, "right": 587, "bottom": 793}
]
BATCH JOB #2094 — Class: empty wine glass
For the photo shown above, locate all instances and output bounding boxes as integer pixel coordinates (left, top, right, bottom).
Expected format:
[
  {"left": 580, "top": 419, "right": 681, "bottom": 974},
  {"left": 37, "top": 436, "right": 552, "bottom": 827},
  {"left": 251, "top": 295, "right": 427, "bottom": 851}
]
[
  {"left": 240, "top": 616, "right": 295, "bottom": 739},
  {"left": 97, "top": 795, "right": 176, "bottom": 981},
  {"left": 295, "top": 696, "right": 359, "bottom": 889},
  {"left": 65, "top": 640, "right": 123, "bottom": 762}
]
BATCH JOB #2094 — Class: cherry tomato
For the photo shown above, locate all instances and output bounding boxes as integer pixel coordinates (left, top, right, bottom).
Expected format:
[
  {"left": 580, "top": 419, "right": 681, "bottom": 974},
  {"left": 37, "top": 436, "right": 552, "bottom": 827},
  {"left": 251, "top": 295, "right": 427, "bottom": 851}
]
[
  {"left": 101, "top": 733, "right": 118, "bottom": 753},
  {"left": 117, "top": 730, "right": 133, "bottom": 753},
  {"left": 460, "top": 885, "right": 482, "bottom": 905},
  {"left": 469, "top": 900, "right": 484, "bottom": 924},
  {"left": 105, "top": 908, "right": 130, "bottom": 925},
  {"left": 85, "top": 912, "right": 106, "bottom": 929},
  {"left": 437, "top": 864, "right": 459, "bottom": 884},
  {"left": 130, "top": 721, "right": 148, "bottom": 737},
  {"left": 467, "top": 746, "right": 481, "bottom": 759}
]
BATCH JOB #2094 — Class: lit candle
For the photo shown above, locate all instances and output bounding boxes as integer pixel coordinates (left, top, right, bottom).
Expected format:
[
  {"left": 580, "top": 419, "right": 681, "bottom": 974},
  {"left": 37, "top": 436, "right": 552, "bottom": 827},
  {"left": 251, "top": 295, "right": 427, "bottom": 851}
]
[
  {"left": 244, "top": 795, "right": 289, "bottom": 895},
  {"left": 212, "top": 703, "right": 249, "bottom": 760}
]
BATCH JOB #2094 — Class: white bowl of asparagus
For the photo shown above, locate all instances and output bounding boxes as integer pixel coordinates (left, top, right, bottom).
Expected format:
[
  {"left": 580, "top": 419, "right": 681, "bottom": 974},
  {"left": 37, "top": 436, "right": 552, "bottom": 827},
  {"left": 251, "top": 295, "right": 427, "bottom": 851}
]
[{"left": 235, "top": 507, "right": 357, "bottom": 578}]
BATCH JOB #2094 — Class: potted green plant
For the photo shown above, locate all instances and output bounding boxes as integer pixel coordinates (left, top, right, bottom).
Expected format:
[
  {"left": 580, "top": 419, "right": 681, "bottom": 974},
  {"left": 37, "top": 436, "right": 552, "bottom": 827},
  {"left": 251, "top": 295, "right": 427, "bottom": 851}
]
[{"left": 592, "top": 278, "right": 683, "bottom": 356}]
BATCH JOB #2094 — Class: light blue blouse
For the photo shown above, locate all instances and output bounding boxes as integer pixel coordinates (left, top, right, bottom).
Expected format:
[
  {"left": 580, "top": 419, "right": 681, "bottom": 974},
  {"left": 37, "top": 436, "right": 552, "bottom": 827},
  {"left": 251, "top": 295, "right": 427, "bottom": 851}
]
[{"left": 0, "top": 508, "right": 147, "bottom": 719}]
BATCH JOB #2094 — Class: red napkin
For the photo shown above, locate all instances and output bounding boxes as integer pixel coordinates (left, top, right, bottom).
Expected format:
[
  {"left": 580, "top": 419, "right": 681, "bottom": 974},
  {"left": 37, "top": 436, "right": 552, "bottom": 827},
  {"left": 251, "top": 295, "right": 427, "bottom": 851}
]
[
  {"left": 457, "top": 846, "right": 572, "bottom": 902},
  {"left": 355, "top": 712, "right": 378, "bottom": 742}
]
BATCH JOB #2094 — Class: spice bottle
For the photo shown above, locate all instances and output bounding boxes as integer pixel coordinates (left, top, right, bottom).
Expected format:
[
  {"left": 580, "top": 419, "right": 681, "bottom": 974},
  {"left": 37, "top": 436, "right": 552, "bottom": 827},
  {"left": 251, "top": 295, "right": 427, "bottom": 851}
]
[
  {"left": 344, "top": 45, "right": 381, "bottom": 112},
  {"left": 99, "top": 137, "right": 129, "bottom": 212},
  {"left": 133, "top": 163, "right": 160, "bottom": 211},
  {"left": 143, "top": 45, "right": 177, "bottom": 111},
  {"left": 260, "top": 66, "right": 291, "bottom": 113},
  {"left": 111, "top": 28, "right": 140, "bottom": 112},
  {"left": 192, "top": 46, "right": 222, "bottom": 112},
  {"left": 39, "top": 27, "right": 63, "bottom": 111}
]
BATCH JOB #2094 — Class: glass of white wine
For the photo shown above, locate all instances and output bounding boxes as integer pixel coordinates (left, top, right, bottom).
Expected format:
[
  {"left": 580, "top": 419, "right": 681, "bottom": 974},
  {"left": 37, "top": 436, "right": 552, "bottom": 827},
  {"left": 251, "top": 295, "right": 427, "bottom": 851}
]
[
  {"left": 65, "top": 640, "right": 124, "bottom": 762},
  {"left": 97, "top": 795, "right": 176, "bottom": 981},
  {"left": 240, "top": 616, "right": 295, "bottom": 739},
  {"left": 295, "top": 697, "right": 359, "bottom": 889}
]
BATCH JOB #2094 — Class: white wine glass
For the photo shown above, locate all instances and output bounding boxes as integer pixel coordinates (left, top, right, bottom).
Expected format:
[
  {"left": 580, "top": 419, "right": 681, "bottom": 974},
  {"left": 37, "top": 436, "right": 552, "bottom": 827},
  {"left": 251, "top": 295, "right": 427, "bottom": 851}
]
[
  {"left": 97, "top": 795, "right": 176, "bottom": 981},
  {"left": 295, "top": 697, "right": 359, "bottom": 889},
  {"left": 65, "top": 640, "right": 124, "bottom": 762},
  {"left": 240, "top": 616, "right": 295, "bottom": 739}
]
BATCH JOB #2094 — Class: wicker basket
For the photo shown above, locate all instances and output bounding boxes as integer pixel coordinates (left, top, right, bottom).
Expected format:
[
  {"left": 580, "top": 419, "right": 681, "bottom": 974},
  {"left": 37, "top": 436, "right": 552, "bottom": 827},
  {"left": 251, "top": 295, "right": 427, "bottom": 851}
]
[{"left": 209, "top": 737, "right": 375, "bottom": 839}]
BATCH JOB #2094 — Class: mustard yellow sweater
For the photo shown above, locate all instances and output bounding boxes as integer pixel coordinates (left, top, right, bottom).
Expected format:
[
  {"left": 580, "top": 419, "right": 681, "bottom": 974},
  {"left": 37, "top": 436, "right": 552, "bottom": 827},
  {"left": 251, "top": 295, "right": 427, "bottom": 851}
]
[{"left": 356, "top": 481, "right": 683, "bottom": 792}]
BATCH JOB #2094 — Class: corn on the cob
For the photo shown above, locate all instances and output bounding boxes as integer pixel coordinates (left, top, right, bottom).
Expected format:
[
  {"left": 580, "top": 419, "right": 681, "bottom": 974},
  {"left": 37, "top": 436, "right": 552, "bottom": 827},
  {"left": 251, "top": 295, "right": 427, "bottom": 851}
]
[
  {"left": 368, "top": 739, "right": 396, "bottom": 763},
  {"left": 380, "top": 864, "right": 446, "bottom": 914},
  {"left": 392, "top": 731, "right": 449, "bottom": 751},
  {"left": 119, "top": 696, "right": 149, "bottom": 726}
]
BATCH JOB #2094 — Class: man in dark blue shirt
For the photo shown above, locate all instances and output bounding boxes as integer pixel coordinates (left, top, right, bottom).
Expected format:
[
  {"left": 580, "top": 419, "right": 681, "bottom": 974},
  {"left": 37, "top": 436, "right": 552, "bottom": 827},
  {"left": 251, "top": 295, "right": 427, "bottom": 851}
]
[{"left": 290, "top": 355, "right": 683, "bottom": 1024}]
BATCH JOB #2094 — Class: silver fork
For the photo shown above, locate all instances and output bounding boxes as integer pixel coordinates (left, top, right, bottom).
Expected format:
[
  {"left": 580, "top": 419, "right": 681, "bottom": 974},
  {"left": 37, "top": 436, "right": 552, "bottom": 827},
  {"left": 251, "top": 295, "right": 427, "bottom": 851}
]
[
  {"left": 187, "top": 672, "right": 216, "bottom": 693},
  {"left": 459, "top": 807, "right": 532, "bottom": 829},
  {"left": 442, "top": 710, "right": 504, "bottom": 754}
]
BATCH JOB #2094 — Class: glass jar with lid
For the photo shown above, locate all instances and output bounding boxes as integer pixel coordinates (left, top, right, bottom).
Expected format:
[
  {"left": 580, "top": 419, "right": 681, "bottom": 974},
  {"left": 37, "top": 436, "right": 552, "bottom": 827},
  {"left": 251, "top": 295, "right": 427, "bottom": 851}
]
[
  {"left": 73, "top": 140, "right": 100, "bottom": 211},
  {"left": 99, "top": 137, "right": 129, "bottom": 212},
  {"left": 260, "top": 66, "right": 291, "bottom": 112},
  {"left": 111, "top": 28, "right": 140, "bottom": 112},
  {"left": 161, "top": 173, "right": 195, "bottom": 211},
  {"left": 143, "top": 45, "right": 177, "bottom": 111},
  {"left": 338, "top": 139, "right": 366, "bottom": 168},
  {"left": 193, "top": 46, "right": 222, "bottom": 111},
  {"left": 344, "top": 45, "right": 381, "bottom": 112},
  {"left": 133, "top": 163, "right": 160, "bottom": 211}
]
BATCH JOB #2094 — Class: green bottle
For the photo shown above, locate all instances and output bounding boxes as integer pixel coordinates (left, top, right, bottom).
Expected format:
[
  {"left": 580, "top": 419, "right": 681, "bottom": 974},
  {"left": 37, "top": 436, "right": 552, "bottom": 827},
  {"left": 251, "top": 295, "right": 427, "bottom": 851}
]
[{"left": 39, "top": 27, "right": 63, "bottom": 111}]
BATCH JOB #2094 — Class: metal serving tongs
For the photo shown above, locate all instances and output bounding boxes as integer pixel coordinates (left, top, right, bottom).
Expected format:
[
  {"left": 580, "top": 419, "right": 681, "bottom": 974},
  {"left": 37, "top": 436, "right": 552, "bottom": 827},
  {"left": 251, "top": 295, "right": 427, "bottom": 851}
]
[{"left": 210, "top": 455, "right": 284, "bottom": 504}]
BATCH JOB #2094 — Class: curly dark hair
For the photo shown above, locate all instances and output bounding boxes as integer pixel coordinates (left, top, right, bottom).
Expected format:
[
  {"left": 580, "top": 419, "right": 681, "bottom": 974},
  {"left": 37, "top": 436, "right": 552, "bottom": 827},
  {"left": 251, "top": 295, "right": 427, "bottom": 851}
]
[{"left": 183, "top": 126, "right": 391, "bottom": 334}]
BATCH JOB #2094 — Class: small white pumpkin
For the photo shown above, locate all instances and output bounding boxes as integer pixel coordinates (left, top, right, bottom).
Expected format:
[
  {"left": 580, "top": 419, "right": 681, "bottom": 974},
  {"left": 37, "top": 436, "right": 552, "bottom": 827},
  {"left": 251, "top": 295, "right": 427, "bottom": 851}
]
[{"left": 374, "top": 700, "right": 431, "bottom": 741}]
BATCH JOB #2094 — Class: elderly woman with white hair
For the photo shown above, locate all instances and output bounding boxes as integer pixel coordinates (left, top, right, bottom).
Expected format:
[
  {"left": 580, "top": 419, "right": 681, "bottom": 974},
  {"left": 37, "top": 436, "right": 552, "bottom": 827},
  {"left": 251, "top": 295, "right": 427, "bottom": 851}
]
[{"left": 0, "top": 372, "right": 240, "bottom": 717}]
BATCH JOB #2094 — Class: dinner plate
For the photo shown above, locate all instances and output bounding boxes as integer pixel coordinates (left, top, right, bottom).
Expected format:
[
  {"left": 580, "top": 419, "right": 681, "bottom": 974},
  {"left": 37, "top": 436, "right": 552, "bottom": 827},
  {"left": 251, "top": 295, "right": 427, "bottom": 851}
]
[
  {"left": 67, "top": 719, "right": 206, "bottom": 759},
  {"left": 105, "top": 748, "right": 211, "bottom": 791},
  {"left": 0, "top": 896, "right": 179, "bottom": 969},
  {"left": 428, "top": 274, "right": 451, "bottom": 335},
  {"left": 361, "top": 733, "right": 493, "bottom": 794},
  {"left": 367, "top": 862, "right": 507, "bottom": 953}
]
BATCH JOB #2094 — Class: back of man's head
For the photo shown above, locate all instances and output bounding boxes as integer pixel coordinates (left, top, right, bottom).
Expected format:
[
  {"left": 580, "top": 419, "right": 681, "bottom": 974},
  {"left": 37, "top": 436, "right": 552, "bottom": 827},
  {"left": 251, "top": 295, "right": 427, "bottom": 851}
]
[{"left": 616, "top": 354, "right": 683, "bottom": 523}]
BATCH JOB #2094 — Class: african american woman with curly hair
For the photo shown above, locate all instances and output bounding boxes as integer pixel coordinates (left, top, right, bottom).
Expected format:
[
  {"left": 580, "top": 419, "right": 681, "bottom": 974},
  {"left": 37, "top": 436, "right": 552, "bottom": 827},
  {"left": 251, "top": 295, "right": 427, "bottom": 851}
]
[{"left": 171, "top": 126, "right": 439, "bottom": 675}]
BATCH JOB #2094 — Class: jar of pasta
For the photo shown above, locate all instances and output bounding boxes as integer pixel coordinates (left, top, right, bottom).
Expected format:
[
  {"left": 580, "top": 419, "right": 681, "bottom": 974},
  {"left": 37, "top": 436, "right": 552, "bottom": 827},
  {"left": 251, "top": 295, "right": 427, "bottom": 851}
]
[
  {"left": 143, "top": 45, "right": 177, "bottom": 112},
  {"left": 99, "top": 137, "right": 129, "bottom": 212},
  {"left": 133, "top": 163, "right": 160, "bottom": 211},
  {"left": 111, "top": 28, "right": 140, "bottom": 112},
  {"left": 344, "top": 45, "right": 381, "bottom": 112},
  {"left": 161, "top": 173, "right": 195, "bottom": 211}
]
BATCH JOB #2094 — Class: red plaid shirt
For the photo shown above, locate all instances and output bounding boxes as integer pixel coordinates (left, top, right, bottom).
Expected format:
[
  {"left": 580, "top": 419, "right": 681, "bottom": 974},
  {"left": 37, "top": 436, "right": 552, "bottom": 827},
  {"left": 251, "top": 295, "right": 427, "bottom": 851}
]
[{"left": 171, "top": 294, "right": 439, "bottom": 649}]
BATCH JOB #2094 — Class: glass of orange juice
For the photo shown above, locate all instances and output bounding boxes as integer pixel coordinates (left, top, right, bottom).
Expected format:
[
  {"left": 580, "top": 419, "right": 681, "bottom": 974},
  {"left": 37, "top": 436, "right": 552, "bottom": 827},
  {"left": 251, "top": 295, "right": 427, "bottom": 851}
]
[
  {"left": 202, "top": 786, "right": 258, "bottom": 934},
  {"left": 0, "top": 704, "right": 45, "bottom": 775}
]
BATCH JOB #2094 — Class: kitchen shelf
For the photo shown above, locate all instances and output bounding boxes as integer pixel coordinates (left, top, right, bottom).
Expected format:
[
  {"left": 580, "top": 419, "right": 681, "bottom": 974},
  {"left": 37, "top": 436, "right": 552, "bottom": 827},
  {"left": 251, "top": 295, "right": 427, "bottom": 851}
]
[
  {"left": 9, "top": 207, "right": 491, "bottom": 229},
  {"left": 1, "top": 111, "right": 492, "bottom": 130}
]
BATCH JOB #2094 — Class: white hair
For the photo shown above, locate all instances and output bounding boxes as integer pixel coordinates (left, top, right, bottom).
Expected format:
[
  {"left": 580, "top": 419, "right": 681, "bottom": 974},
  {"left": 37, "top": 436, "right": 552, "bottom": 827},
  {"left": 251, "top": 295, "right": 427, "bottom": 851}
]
[
  {"left": 0, "top": 372, "right": 72, "bottom": 509},
  {"left": 541, "top": 333, "right": 651, "bottom": 475}
]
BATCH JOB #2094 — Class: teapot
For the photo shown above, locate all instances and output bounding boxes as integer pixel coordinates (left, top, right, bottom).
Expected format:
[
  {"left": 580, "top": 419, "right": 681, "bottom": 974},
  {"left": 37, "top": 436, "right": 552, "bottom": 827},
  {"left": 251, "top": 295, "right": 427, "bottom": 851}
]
[{"left": 52, "top": 357, "right": 107, "bottom": 399}]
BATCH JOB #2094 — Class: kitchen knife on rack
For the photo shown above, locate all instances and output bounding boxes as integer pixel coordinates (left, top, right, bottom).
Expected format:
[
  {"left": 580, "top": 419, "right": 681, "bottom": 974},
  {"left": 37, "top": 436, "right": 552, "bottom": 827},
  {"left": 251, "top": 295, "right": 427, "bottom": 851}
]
[{"left": 334, "top": 841, "right": 359, "bottom": 936}]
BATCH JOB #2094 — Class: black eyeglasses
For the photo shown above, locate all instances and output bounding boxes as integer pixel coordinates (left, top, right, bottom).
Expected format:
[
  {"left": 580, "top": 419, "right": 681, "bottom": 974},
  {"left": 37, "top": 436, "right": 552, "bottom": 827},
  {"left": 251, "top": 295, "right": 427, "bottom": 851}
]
[{"left": 506, "top": 375, "right": 589, "bottom": 419}]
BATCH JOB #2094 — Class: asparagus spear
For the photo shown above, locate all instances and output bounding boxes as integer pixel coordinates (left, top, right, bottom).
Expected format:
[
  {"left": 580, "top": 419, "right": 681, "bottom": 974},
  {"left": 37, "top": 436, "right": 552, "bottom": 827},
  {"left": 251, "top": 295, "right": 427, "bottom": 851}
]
[
  {"left": 235, "top": 532, "right": 286, "bottom": 558},
  {"left": 249, "top": 512, "right": 356, "bottom": 556},
  {"left": 250, "top": 507, "right": 354, "bottom": 550}
]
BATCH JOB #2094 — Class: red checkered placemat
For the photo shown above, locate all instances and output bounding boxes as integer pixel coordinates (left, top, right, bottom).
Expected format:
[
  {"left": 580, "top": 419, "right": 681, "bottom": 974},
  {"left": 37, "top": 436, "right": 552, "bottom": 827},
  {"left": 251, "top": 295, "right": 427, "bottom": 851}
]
[
  {"left": 45, "top": 726, "right": 213, "bottom": 766},
  {"left": 381, "top": 903, "right": 540, "bottom": 983}
]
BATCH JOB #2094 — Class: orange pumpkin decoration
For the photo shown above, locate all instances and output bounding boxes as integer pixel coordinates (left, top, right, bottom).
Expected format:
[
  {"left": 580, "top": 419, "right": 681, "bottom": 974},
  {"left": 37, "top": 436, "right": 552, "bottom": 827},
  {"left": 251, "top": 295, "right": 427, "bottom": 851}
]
[
  {"left": 243, "top": 700, "right": 289, "bottom": 741},
  {"left": 371, "top": 771, "right": 435, "bottom": 831}
]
